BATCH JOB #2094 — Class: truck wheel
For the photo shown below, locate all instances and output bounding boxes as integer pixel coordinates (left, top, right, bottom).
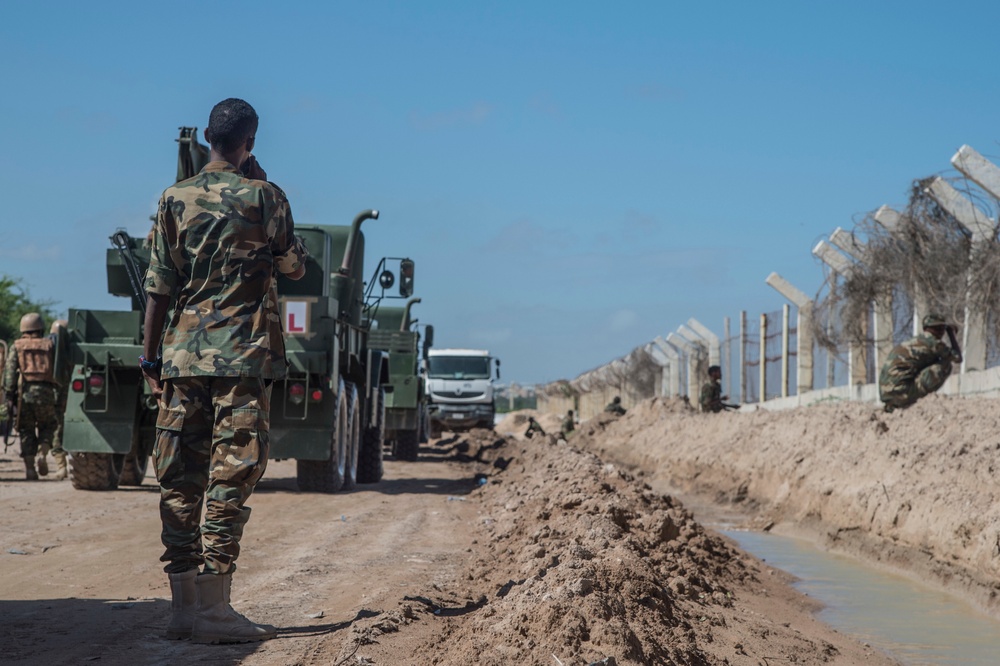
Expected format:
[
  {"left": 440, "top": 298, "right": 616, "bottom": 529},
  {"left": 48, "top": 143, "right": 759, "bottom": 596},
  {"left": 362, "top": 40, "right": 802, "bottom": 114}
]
[
  {"left": 358, "top": 387, "right": 385, "bottom": 484},
  {"left": 69, "top": 452, "right": 124, "bottom": 491},
  {"left": 395, "top": 429, "right": 419, "bottom": 462},
  {"left": 418, "top": 406, "right": 429, "bottom": 444},
  {"left": 296, "top": 378, "right": 348, "bottom": 493},
  {"left": 119, "top": 453, "right": 149, "bottom": 486},
  {"left": 342, "top": 382, "right": 360, "bottom": 491}
]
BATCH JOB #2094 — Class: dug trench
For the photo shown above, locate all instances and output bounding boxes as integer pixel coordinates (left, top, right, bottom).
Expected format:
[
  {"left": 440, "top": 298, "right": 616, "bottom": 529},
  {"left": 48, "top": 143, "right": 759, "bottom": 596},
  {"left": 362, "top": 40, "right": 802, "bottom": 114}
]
[
  {"left": 558, "top": 395, "right": 1000, "bottom": 624},
  {"left": 0, "top": 423, "right": 897, "bottom": 665}
]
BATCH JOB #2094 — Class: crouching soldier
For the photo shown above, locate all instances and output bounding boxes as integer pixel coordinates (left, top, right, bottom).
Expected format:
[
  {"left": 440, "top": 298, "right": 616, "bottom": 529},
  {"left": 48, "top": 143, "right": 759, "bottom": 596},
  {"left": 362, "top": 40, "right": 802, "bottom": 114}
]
[
  {"left": 604, "top": 396, "right": 626, "bottom": 416},
  {"left": 879, "top": 313, "right": 962, "bottom": 413},
  {"left": 525, "top": 417, "right": 546, "bottom": 439},
  {"left": 561, "top": 410, "right": 575, "bottom": 439}
]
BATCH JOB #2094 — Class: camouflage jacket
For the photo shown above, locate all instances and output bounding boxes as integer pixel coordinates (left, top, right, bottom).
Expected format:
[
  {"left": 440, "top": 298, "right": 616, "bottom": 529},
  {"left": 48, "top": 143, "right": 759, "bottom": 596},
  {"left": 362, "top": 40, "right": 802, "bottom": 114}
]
[
  {"left": 699, "top": 379, "right": 723, "bottom": 413},
  {"left": 561, "top": 415, "right": 575, "bottom": 435},
  {"left": 2, "top": 336, "right": 57, "bottom": 399},
  {"left": 145, "top": 161, "right": 307, "bottom": 379},
  {"left": 878, "top": 333, "right": 961, "bottom": 390}
]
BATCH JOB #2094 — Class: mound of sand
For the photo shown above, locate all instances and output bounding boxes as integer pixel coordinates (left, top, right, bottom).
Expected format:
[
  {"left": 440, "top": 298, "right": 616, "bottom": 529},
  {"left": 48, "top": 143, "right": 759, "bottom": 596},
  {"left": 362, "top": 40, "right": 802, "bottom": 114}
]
[
  {"left": 414, "top": 429, "right": 892, "bottom": 665},
  {"left": 568, "top": 394, "right": 1000, "bottom": 618}
]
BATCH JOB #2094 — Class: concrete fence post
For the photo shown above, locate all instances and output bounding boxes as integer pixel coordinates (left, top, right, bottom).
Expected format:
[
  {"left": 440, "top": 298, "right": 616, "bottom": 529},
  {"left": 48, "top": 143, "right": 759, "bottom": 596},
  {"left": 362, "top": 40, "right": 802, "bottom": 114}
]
[
  {"left": 781, "top": 303, "right": 790, "bottom": 398},
  {"left": 739, "top": 310, "right": 747, "bottom": 404},
  {"left": 759, "top": 312, "right": 767, "bottom": 403},
  {"left": 925, "top": 176, "right": 995, "bottom": 373},
  {"left": 765, "top": 272, "right": 814, "bottom": 394}
]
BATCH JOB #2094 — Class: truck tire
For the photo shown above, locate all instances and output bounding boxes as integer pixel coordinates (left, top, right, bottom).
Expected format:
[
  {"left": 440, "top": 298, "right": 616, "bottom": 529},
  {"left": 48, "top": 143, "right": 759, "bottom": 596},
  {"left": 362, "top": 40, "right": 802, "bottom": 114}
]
[
  {"left": 394, "top": 429, "right": 419, "bottom": 462},
  {"left": 119, "top": 453, "right": 149, "bottom": 486},
  {"left": 418, "top": 406, "right": 429, "bottom": 444},
  {"left": 296, "top": 378, "right": 348, "bottom": 493},
  {"left": 343, "top": 382, "right": 360, "bottom": 491},
  {"left": 69, "top": 452, "right": 124, "bottom": 491},
  {"left": 358, "top": 388, "right": 385, "bottom": 484}
]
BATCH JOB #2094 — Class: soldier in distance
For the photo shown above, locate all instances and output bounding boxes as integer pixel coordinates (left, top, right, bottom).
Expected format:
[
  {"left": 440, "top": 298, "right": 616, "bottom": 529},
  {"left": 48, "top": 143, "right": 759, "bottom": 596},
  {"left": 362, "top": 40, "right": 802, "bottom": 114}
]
[
  {"left": 699, "top": 365, "right": 729, "bottom": 413},
  {"left": 525, "top": 416, "right": 546, "bottom": 438},
  {"left": 561, "top": 409, "right": 575, "bottom": 439},
  {"left": 141, "top": 98, "right": 307, "bottom": 644},
  {"left": 604, "top": 395, "right": 626, "bottom": 416},
  {"left": 2, "top": 313, "right": 61, "bottom": 480},
  {"left": 878, "top": 313, "right": 962, "bottom": 413}
]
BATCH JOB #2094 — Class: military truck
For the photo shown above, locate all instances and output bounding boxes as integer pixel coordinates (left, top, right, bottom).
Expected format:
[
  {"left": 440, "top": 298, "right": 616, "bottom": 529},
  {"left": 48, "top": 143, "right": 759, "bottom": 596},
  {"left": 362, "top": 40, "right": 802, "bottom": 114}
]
[
  {"left": 368, "top": 298, "right": 432, "bottom": 461},
  {"left": 61, "top": 127, "right": 406, "bottom": 493}
]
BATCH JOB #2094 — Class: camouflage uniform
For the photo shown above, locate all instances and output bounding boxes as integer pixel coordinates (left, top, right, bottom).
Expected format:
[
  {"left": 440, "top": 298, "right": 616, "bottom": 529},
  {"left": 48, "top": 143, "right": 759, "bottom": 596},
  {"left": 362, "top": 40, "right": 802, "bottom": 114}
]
[
  {"left": 878, "top": 332, "right": 960, "bottom": 412},
  {"left": 145, "top": 160, "right": 306, "bottom": 575},
  {"left": 699, "top": 379, "right": 723, "bottom": 413},
  {"left": 2, "top": 337, "right": 59, "bottom": 459},
  {"left": 561, "top": 413, "right": 575, "bottom": 438},
  {"left": 525, "top": 417, "right": 545, "bottom": 438},
  {"left": 604, "top": 398, "right": 626, "bottom": 416}
]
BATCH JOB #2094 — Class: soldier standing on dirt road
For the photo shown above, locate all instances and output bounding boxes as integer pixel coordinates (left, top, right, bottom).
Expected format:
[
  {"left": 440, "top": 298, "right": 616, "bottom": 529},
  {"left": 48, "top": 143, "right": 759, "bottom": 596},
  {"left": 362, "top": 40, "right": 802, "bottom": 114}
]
[
  {"left": 879, "top": 313, "right": 962, "bottom": 413},
  {"left": 699, "top": 365, "right": 728, "bottom": 413},
  {"left": 44, "top": 319, "right": 70, "bottom": 480},
  {"left": 141, "top": 98, "right": 307, "bottom": 644},
  {"left": 2, "top": 313, "right": 61, "bottom": 480}
]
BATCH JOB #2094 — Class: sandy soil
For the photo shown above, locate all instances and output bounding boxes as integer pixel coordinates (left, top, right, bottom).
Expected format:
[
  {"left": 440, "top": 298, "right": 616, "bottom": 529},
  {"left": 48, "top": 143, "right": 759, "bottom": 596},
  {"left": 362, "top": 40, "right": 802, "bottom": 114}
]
[
  {"left": 565, "top": 395, "right": 1000, "bottom": 620},
  {"left": 0, "top": 424, "right": 896, "bottom": 665}
]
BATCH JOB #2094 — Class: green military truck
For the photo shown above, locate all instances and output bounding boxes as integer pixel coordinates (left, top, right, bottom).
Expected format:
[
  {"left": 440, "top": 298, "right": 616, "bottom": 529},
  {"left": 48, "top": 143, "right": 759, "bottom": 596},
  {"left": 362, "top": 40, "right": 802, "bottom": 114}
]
[
  {"left": 368, "top": 298, "right": 432, "bottom": 461},
  {"left": 62, "top": 127, "right": 405, "bottom": 493}
]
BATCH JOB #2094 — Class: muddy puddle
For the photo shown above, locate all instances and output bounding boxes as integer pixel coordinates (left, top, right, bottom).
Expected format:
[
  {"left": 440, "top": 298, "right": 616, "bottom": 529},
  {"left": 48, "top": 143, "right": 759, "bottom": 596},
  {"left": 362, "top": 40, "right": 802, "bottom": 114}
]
[{"left": 725, "top": 530, "right": 1000, "bottom": 665}]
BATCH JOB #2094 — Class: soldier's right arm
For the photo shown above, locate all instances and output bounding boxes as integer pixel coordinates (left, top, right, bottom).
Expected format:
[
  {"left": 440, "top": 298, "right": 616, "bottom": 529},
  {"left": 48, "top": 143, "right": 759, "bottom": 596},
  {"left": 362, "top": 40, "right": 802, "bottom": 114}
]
[{"left": 144, "top": 194, "right": 180, "bottom": 298}]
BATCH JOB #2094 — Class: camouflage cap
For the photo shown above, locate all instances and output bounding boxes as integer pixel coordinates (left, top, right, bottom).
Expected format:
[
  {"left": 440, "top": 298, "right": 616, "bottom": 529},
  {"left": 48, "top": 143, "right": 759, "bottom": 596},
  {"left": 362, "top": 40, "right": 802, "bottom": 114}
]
[{"left": 921, "top": 313, "right": 948, "bottom": 329}]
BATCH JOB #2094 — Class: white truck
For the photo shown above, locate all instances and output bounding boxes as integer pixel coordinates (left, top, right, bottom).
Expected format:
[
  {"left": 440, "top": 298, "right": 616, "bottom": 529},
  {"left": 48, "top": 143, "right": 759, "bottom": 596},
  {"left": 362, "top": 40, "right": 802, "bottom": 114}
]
[{"left": 425, "top": 348, "right": 500, "bottom": 433}]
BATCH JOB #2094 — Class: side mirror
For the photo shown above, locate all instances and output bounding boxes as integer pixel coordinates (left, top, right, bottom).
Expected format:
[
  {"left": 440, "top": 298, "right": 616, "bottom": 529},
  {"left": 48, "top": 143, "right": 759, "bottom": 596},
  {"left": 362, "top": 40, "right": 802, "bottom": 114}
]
[
  {"left": 379, "top": 270, "right": 395, "bottom": 290},
  {"left": 399, "top": 259, "right": 415, "bottom": 298},
  {"left": 495, "top": 358, "right": 501, "bottom": 379},
  {"left": 424, "top": 324, "right": 434, "bottom": 348}
]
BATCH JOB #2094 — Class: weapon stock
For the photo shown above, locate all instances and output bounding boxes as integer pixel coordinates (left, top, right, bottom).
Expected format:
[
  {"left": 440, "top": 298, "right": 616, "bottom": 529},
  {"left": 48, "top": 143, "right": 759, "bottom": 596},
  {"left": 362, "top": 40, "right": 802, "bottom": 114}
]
[
  {"left": 946, "top": 326, "right": 963, "bottom": 363},
  {"left": 722, "top": 403, "right": 741, "bottom": 411}
]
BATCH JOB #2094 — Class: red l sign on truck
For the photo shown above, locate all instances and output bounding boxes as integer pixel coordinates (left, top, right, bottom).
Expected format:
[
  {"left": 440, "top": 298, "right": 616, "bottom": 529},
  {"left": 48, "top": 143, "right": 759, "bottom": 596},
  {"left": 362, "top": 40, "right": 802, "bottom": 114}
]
[{"left": 285, "top": 300, "right": 308, "bottom": 334}]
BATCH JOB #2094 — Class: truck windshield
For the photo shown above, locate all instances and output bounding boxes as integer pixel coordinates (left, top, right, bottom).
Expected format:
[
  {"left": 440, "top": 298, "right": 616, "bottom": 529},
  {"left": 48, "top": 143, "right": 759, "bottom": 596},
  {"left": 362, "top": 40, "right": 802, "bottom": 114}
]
[{"left": 428, "top": 356, "right": 490, "bottom": 380}]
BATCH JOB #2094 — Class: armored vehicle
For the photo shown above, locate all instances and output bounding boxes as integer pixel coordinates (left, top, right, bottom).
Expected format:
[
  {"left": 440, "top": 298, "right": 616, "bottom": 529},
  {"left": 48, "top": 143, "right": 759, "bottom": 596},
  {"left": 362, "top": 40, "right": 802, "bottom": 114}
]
[
  {"left": 61, "top": 127, "right": 404, "bottom": 492},
  {"left": 368, "top": 298, "right": 432, "bottom": 461}
]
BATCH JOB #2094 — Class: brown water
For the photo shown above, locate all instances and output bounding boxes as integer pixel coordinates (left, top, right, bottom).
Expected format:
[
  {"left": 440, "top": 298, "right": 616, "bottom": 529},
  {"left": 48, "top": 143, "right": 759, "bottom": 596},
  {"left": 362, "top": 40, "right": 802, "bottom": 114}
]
[{"left": 726, "top": 530, "right": 1000, "bottom": 665}]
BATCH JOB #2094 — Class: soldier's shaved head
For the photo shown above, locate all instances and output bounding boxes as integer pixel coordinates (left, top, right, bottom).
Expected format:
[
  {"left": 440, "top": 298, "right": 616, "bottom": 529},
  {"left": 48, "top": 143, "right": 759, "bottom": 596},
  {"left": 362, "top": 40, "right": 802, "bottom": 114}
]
[{"left": 206, "top": 98, "right": 258, "bottom": 153}]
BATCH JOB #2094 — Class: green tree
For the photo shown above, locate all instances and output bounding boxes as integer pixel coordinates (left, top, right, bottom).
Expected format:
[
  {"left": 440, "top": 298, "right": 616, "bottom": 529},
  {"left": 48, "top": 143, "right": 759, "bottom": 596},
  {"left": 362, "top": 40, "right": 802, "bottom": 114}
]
[{"left": 0, "top": 275, "right": 59, "bottom": 344}]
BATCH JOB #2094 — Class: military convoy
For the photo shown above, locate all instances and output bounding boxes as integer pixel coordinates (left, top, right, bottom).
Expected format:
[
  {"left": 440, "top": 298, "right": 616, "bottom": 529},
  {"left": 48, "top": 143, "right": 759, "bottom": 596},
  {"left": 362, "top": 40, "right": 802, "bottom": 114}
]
[
  {"left": 60, "top": 127, "right": 414, "bottom": 491},
  {"left": 368, "top": 298, "right": 432, "bottom": 461}
]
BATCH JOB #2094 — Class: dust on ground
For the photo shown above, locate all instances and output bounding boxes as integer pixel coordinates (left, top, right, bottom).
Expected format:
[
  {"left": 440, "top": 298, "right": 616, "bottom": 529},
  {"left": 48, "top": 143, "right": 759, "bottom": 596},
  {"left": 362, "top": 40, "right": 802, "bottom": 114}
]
[{"left": 0, "top": 422, "right": 896, "bottom": 665}]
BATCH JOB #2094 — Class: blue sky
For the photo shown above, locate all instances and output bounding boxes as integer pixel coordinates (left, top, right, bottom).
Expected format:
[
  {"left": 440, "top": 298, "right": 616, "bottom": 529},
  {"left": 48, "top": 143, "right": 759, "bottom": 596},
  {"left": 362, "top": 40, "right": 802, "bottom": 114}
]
[{"left": 2, "top": 1, "right": 1000, "bottom": 384}]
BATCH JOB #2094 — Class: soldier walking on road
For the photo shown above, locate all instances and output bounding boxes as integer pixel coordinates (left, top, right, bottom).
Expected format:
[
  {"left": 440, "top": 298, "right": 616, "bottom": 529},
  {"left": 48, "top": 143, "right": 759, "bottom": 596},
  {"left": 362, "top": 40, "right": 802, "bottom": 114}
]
[
  {"left": 44, "top": 319, "right": 70, "bottom": 480},
  {"left": 604, "top": 395, "right": 626, "bottom": 416},
  {"left": 699, "top": 365, "right": 728, "bottom": 413},
  {"left": 3, "top": 313, "right": 61, "bottom": 480},
  {"left": 141, "top": 98, "right": 307, "bottom": 644},
  {"left": 879, "top": 313, "right": 962, "bottom": 413},
  {"left": 561, "top": 409, "right": 575, "bottom": 439}
]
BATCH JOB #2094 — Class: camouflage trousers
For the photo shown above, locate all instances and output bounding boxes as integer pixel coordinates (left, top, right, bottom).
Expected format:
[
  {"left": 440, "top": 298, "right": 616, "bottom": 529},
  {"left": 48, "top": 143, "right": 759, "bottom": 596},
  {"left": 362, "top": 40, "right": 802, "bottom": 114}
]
[
  {"left": 17, "top": 383, "right": 59, "bottom": 458},
  {"left": 880, "top": 360, "right": 953, "bottom": 411},
  {"left": 154, "top": 376, "right": 270, "bottom": 575}
]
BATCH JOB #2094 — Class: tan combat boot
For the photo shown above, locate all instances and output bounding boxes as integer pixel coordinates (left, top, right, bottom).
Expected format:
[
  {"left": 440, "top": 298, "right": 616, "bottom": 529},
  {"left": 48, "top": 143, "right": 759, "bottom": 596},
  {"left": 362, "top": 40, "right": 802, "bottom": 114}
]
[
  {"left": 36, "top": 446, "right": 49, "bottom": 477},
  {"left": 23, "top": 456, "right": 38, "bottom": 481},
  {"left": 191, "top": 572, "right": 276, "bottom": 644},
  {"left": 166, "top": 569, "right": 198, "bottom": 639},
  {"left": 52, "top": 451, "right": 68, "bottom": 480}
]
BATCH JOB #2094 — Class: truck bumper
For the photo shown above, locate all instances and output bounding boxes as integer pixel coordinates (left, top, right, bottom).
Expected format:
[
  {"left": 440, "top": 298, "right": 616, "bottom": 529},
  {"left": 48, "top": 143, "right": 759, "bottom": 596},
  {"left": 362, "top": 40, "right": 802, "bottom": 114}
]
[{"left": 429, "top": 404, "right": 493, "bottom": 429}]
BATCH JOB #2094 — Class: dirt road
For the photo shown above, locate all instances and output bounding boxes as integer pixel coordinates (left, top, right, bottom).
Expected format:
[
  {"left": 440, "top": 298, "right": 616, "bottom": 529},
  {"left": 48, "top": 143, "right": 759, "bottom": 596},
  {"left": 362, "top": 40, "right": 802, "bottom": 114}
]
[{"left": 1, "top": 428, "right": 896, "bottom": 665}]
